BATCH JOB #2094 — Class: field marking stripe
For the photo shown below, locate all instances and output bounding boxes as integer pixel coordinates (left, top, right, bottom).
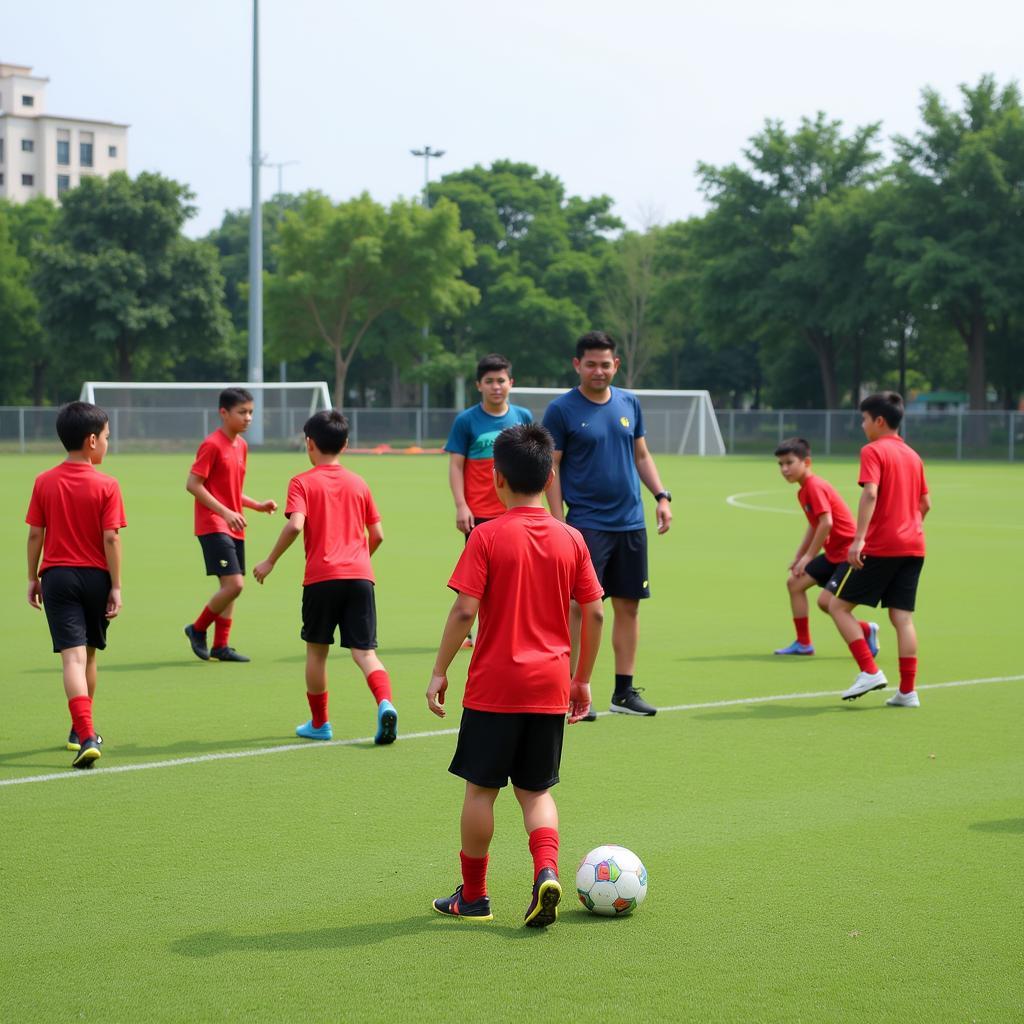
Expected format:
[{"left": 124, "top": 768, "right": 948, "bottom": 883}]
[
  {"left": 725, "top": 491, "right": 799, "bottom": 515},
  {"left": 2, "top": 674, "right": 1021, "bottom": 789}
]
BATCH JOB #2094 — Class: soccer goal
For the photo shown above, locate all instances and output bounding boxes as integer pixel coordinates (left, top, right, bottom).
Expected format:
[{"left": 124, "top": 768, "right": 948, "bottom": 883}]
[
  {"left": 511, "top": 388, "right": 726, "bottom": 456},
  {"left": 79, "top": 381, "right": 333, "bottom": 450}
]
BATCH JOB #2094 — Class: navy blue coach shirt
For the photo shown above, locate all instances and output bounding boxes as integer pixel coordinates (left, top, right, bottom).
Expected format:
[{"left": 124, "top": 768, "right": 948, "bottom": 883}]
[{"left": 542, "top": 387, "right": 646, "bottom": 532}]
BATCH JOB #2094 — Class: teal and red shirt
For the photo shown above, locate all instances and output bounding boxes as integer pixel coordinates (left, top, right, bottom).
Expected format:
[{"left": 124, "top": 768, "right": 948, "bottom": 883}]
[{"left": 444, "top": 403, "right": 532, "bottom": 519}]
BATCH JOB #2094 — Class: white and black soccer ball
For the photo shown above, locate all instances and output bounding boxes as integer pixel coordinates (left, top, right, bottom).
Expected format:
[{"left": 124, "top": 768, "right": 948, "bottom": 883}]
[{"left": 575, "top": 844, "right": 648, "bottom": 916}]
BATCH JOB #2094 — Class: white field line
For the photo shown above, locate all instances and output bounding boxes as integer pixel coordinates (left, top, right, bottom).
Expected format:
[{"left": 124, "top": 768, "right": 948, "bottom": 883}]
[
  {"left": 725, "top": 490, "right": 799, "bottom": 515},
  {"left": 2, "top": 674, "right": 1021, "bottom": 790}
]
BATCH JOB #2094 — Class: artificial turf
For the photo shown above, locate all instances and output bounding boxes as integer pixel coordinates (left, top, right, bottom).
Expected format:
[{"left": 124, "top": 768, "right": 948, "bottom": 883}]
[{"left": 1, "top": 451, "right": 1021, "bottom": 1023}]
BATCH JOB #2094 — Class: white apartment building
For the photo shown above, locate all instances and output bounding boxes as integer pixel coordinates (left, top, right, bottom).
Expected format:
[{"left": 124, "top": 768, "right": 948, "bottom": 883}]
[{"left": 0, "top": 63, "right": 128, "bottom": 203}]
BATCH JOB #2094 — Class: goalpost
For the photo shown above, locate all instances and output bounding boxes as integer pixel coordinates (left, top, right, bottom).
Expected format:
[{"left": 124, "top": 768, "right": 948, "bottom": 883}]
[
  {"left": 79, "top": 381, "right": 333, "bottom": 449},
  {"left": 511, "top": 388, "right": 726, "bottom": 456}
]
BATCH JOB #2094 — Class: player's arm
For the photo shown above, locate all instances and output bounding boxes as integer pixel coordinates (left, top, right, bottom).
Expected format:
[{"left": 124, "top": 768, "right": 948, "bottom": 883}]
[
  {"left": 794, "top": 514, "right": 832, "bottom": 576},
  {"left": 426, "top": 592, "right": 480, "bottom": 718},
  {"left": 546, "top": 451, "right": 566, "bottom": 522},
  {"left": 848, "top": 483, "right": 878, "bottom": 569},
  {"left": 569, "top": 599, "right": 605, "bottom": 724},
  {"left": 252, "top": 512, "right": 305, "bottom": 583},
  {"left": 186, "top": 472, "right": 247, "bottom": 533},
  {"left": 367, "top": 521, "right": 384, "bottom": 556},
  {"left": 102, "top": 528, "right": 123, "bottom": 619},
  {"left": 26, "top": 525, "right": 44, "bottom": 610},
  {"left": 634, "top": 437, "right": 672, "bottom": 534},
  {"left": 447, "top": 454, "right": 474, "bottom": 534},
  {"left": 242, "top": 493, "right": 278, "bottom": 514}
]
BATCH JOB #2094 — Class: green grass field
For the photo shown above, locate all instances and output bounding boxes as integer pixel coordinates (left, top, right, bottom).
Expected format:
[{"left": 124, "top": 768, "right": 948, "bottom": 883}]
[{"left": 1, "top": 451, "right": 1021, "bottom": 1023}]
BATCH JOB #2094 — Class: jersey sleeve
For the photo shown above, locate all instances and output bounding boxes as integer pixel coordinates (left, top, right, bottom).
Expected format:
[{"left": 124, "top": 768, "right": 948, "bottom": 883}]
[
  {"left": 364, "top": 485, "right": 381, "bottom": 526},
  {"left": 571, "top": 534, "right": 605, "bottom": 604},
  {"left": 444, "top": 412, "right": 471, "bottom": 456},
  {"left": 190, "top": 439, "right": 216, "bottom": 480},
  {"left": 803, "top": 478, "right": 832, "bottom": 519},
  {"left": 285, "top": 476, "right": 306, "bottom": 518},
  {"left": 541, "top": 402, "right": 567, "bottom": 451},
  {"left": 25, "top": 479, "right": 45, "bottom": 527},
  {"left": 632, "top": 395, "right": 646, "bottom": 439},
  {"left": 448, "top": 530, "right": 489, "bottom": 598},
  {"left": 858, "top": 445, "right": 882, "bottom": 487},
  {"left": 515, "top": 405, "right": 533, "bottom": 426},
  {"left": 102, "top": 481, "right": 128, "bottom": 530}
]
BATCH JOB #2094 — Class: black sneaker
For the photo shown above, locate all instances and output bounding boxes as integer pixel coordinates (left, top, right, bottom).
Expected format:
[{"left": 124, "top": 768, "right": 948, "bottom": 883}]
[
  {"left": 610, "top": 687, "right": 658, "bottom": 717},
  {"left": 432, "top": 885, "right": 493, "bottom": 921},
  {"left": 524, "top": 867, "right": 561, "bottom": 928},
  {"left": 184, "top": 624, "right": 210, "bottom": 661},
  {"left": 67, "top": 730, "right": 103, "bottom": 752},
  {"left": 71, "top": 737, "right": 102, "bottom": 769},
  {"left": 581, "top": 709, "right": 598, "bottom": 722},
  {"left": 210, "top": 646, "right": 250, "bottom": 663}
]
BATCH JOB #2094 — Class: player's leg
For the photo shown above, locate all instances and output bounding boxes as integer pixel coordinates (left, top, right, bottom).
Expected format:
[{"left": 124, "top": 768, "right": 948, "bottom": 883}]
[
  {"left": 776, "top": 571, "right": 816, "bottom": 654},
  {"left": 210, "top": 571, "right": 247, "bottom": 661},
  {"left": 187, "top": 536, "right": 247, "bottom": 661},
  {"left": 608, "top": 597, "right": 656, "bottom": 715},
  {"left": 296, "top": 642, "right": 333, "bottom": 740},
  {"left": 885, "top": 609, "right": 920, "bottom": 706},
  {"left": 433, "top": 782, "right": 499, "bottom": 920},
  {"left": 342, "top": 581, "right": 397, "bottom": 744},
  {"left": 61, "top": 646, "right": 101, "bottom": 768},
  {"left": 830, "top": 594, "right": 886, "bottom": 700}
]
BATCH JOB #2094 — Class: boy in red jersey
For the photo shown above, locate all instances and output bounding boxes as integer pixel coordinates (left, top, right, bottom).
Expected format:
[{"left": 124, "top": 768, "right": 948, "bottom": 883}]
[
  {"left": 184, "top": 388, "right": 277, "bottom": 663},
  {"left": 826, "top": 393, "right": 931, "bottom": 706},
  {"left": 428, "top": 423, "right": 605, "bottom": 927},
  {"left": 772, "top": 437, "right": 879, "bottom": 658},
  {"left": 252, "top": 410, "right": 398, "bottom": 744},
  {"left": 26, "top": 402, "right": 127, "bottom": 769}
]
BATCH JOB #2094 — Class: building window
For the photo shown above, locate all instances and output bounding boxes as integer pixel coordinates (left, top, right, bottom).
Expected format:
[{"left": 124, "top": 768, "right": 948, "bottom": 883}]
[
  {"left": 57, "top": 174, "right": 71, "bottom": 196},
  {"left": 57, "top": 140, "right": 70, "bottom": 165},
  {"left": 22, "top": 174, "right": 34, "bottom": 186},
  {"left": 22, "top": 95, "right": 35, "bottom": 107},
  {"left": 0, "top": 138, "right": 4, "bottom": 162},
  {"left": 108, "top": 145, "right": 118, "bottom": 158},
  {"left": 0, "top": 173, "right": 4, "bottom": 186},
  {"left": 21, "top": 138, "right": 34, "bottom": 152},
  {"left": 80, "top": 131, "right": 94, "bottom": 168}
]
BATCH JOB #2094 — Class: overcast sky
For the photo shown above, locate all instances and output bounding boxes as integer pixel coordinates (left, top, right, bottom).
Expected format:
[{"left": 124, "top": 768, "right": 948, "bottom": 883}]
[{"left": 7, "top": 0, "right": 1023, "bottom": 237}]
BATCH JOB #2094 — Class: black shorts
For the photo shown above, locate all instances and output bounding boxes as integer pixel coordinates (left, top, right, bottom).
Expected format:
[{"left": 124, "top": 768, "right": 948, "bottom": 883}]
[
  {"left": 301, "top": 579, "right": 377, "bottom": 649},
  {"left": 826, "top": 556, "right": 925, "bottom": 611},
  {"left": 40, "top": 567, "right": 112, "bottom": 653},
  {"left": 198, "top": 533, "right": 245, "bottom": 577},
  {"left": 448, "top": 708, "right": 565, "bottom": 791},
  {"left": 579, "top": 528, "right": 650, "bottom": 600},
  {"left": 464, "top": 517, "right": 493, "bottom": 545},
  {"left": 804, "top": 553, "right": 842, "bottom": 587}
]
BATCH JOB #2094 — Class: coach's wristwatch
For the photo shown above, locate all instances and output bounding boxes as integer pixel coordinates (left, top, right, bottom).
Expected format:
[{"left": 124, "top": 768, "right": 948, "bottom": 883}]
[{"left": 654, "top": 490, "right": 672, "bottom": 502}]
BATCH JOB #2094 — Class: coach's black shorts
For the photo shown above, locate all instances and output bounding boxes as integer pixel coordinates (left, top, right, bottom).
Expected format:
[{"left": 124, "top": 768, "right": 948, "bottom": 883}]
[
  {"left": 40, "top": 567, "right": 113, "bottom": 653},
  {"left": 448, "top": 708, "right": 565, "bottom": 791},
  {"left": 826, "top": 556, "right": 925, "bottom": 611},
  {"left": 198, "top": 533, "right": 245, "bottom": 577},
  {"left": 301, "top": 578, "right": 377, "bottom": 649},
  {"left": 804, "top": 553, "right": 843, "bottom": 587},
  {"left": 578, "top": 528, "right": 649, "bottom": 600}
]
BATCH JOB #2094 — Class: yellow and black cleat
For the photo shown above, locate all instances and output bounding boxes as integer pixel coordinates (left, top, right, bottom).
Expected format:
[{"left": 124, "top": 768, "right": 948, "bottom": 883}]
[
  {"left": 71, "top": 737, "right": 102, "bottom": 770},
  {"left": 524, "top": 869, "right": 561, "bottom": 928}
]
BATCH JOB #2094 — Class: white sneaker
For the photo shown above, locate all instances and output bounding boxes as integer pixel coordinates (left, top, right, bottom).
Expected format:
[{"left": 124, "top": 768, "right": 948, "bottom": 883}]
[
  {"left": 841, "top": 670, "right": 888, "bottom": 701},
  {"left": 885, "top": 690, "right": 920, "bottom": 708}
]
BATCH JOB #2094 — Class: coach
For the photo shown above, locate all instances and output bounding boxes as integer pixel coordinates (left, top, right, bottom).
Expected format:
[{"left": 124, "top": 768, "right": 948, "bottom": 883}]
[{"left": 543, "top": 331, "right": 672, "bottom": 718}]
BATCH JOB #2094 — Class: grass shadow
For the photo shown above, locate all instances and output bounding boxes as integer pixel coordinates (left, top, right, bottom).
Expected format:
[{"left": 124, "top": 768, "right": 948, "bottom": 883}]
[
  {"left": 969, "top": 818, "right": 1024, "bottom": 834},
  {"left": 22, "top": 660, "right": 200, "bottom": 675},
  {"left": 692, "top": 702, "right": 882, "bottom": 722},
  {"left": 676, "top": 653, "right": 847, "bottom": 664}
]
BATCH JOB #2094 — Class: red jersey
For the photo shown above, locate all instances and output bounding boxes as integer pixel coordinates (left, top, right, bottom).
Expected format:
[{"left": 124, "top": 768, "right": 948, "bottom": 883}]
[
  {"left": 859, "top": 435, "right": 928, "bottom": 557},
  {"left": 448, "top": 506, "right": 604, "bottom": 715},
  {"left": 285, "top": 464, "right": 381, "bottom": 586},
  {"left": 26, "top": 462, "right": 127, "bottom": 574},
  {"left": 191, "top": 430, "right": 247, "bottom": 539},
  {"left": 797, "top": 474, "right": 856, "bottom": 563}
]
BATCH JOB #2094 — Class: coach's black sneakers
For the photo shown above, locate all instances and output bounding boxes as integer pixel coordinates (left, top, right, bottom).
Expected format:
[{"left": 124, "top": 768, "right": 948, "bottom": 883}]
[
  {"left": 580, "top": 709, "right": 598, "bottom": 722},
  {"left": 184, "top": 624, "right": 210, "bottom": 661},
  {"left": 610, "top": 687, "right": 658, "bottom": 716},
  {"left": 524, "top": 868, "right": 561, "bottom": 928},
  {"left": 432, "top": 885, "right": 493, "bottom": 921},
  {"left": 67, "top": 730, "right": 103, "bottom": 752},
  {"left": 210, "top": 646, "right": 250, "bottom": 663},
  {"left": 71, "top": 737, "right": 102, "bottom": 769}
]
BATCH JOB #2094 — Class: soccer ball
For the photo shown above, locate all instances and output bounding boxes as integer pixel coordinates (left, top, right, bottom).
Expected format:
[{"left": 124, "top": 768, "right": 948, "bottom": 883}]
[{"left": 575, "top": 845, "right": 648, "bottom": 916}]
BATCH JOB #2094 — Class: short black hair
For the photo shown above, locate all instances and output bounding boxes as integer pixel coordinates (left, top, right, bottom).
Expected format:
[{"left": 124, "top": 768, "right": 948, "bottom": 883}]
[
  {"left": 304, "top": 409, "right": 350, "bottom": 453},
  {"left": 860, "top": 391, "right": 904, "bottom": 429},
  {"left": 56, "top": 401, "right": 108, "bottom": 452},
  {"left": 774, "top": 437, "right": 811, "bottom": 459},
  {"left": 476, "top": 353, "right": 512, "bottom": 381},
  {"left": 219, "top": 387, "right": 254, "bottom": 411},
  {"left": 493, "top": 423, "right": 553, "bottom": 495},
  {"left": 576, "top": 331, "right": 616, "bottom": 360}
]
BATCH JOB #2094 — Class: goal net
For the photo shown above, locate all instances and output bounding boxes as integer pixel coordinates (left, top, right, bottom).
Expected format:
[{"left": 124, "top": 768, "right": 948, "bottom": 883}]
[
  {"left": 79, "top": 381, "right": 333, "bottom": 450},
  {"left": 511, "top": 388, "right": 726, "bottom": 456}
]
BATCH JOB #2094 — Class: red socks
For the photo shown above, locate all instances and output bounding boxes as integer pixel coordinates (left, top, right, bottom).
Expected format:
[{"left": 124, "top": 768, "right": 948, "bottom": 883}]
[
  {"left": 307, "top": 691, "right": 329, "bottom": 728},
  {"left": 460, "top": 851, "right": 488, "bottom": 902},
  {"left": 529, "top": 826, "right": 560, "bottom": 879},
  {"left": 899, "top": 657, "right": 918, "bottom": 694},
  {"left": 213, "top": 616, "right": 232, "bottom": 649},
  {"left": 68, "top": 695, "right": 95, "bottom": 742},
  {"left": 848, "top": 638, "right": 879, "bottom": 675},
  {"left": 194, "top": 606, "right": 217, "bottom": 633},
  {"left": 366, "top": 669, "right": 392, "bottom": 704},
  {"left": 859, "top": 621, "right": 872, "bottom": 642},
  {"left": 794, "top": 617, "right": 811, "bottom": 646}
]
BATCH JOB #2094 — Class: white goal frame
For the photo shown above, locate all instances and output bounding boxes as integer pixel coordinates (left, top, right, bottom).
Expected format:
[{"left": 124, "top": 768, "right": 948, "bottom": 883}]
[{"left": 80, "top": 381, "right": 333, "bottom": 412}]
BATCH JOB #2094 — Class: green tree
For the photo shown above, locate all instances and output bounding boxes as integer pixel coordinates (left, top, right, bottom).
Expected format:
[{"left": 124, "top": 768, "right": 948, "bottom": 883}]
[
  {"left": 35, "top": 172, "right": 232, "bottom": 384},
  {"left": 0, "top": 206, "right": 42, "bottom": 404},
  {"left": 264, "top": 191, "right": 478, "bottom": 405}
]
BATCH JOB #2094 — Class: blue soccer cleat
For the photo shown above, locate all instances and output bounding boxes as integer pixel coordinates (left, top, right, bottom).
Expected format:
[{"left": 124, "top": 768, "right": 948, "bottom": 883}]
[
  {"left": 296, "top": 720, "right": 333, "bottom": 741},
  {"left": 773, "top": 640, "right": 815, "bottom": 656},
  {"left": 866, "top": 622, "right": 880, "bottom": 658},
  {"left": 375, "top": 699, "right": 398, "bottom": 745}
]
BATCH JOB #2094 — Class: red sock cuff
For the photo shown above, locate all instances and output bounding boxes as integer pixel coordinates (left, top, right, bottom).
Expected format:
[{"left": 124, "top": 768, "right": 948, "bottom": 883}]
[
  {"left": 848, "top": 637, "right": 878, "bottom": 674},
  {"left": 366, "top": 669, "right": 392, "bottom": 704},
  {"left": 68, "top": 695, "right": 94, "bottom": 742},
  {"left": 459, "top": 851, "right": 489, "bottom": 903},
  {"left": 194, "top": 606, "right": 217, "bottom": 632},
  {"left": 793, "top": 617, "right": 811, "bottom": 646},
  {"left": 213, "top": 616, "right": 232, "bottom": 649},
  {"left": 307, "top": 691, "right": 329, "bottom": 728},
  {"left": 528, "top": 826, "right": 560, "bottom": 879},
  {"left": 898, "top": 657, "right": 918, "bottom": 694}
]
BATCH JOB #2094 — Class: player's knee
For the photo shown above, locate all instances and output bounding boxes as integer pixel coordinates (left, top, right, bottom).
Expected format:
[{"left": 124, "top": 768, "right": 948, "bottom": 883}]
[
  {"left": 786, "top": 574, "right": 802, "bottom": 593},
  {"left": 816, "top": 590, "right": 833, "bottom": 612},
  {"left": 223, "top": 576, "right": 244, "bottom": 599}
]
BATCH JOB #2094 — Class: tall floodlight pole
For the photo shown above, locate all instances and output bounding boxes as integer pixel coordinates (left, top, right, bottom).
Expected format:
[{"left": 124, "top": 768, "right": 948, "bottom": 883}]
[
  {"left": 410, "top": 147, "right": 444, "bottom": 412},
  {"left": 247, "top": 0, "right": 265, "bottom": 443}
]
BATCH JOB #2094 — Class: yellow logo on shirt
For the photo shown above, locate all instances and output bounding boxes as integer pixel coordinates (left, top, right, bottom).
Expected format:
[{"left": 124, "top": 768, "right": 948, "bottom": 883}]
[{"left": 620, "top": 417, "right": 630, "bottom": 428}]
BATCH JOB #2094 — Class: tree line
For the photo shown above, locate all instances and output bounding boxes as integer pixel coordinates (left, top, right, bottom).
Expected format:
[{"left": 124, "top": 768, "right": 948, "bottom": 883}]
[{"left": 1, "top": 75, "right": 1021, "bottom": 411}]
